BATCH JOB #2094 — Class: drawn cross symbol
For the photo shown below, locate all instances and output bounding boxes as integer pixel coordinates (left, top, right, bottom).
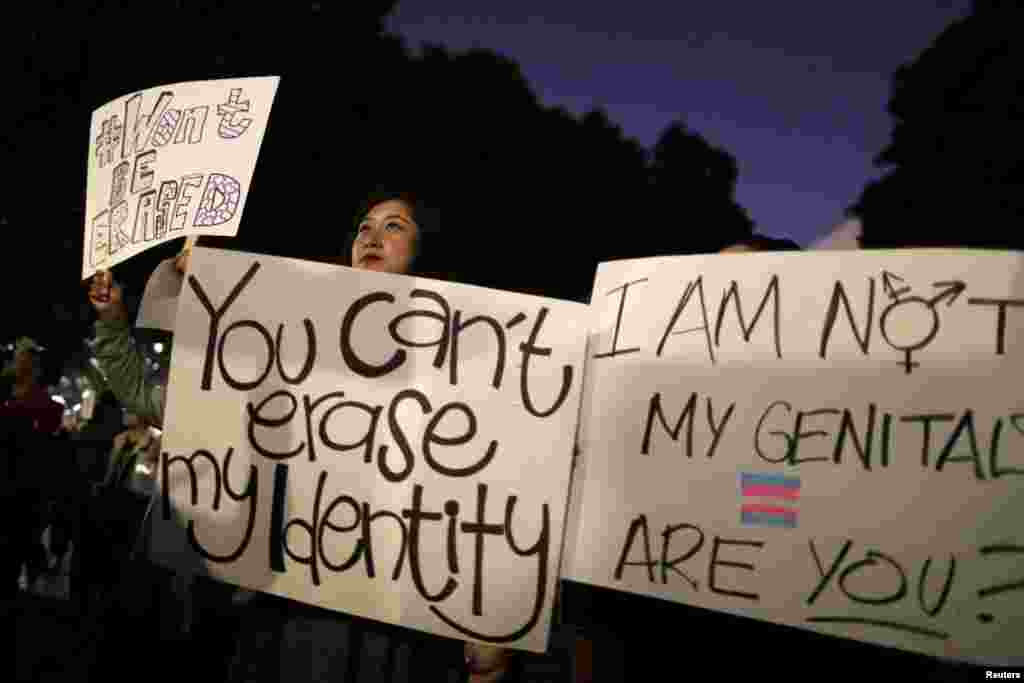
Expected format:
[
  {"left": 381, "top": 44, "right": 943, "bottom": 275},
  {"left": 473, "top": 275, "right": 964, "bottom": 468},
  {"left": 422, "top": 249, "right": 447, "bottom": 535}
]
[
  {"left": 878, "top": 271, "right": 967, "bottom": 374},
  {"left": 217, "top": 88, "right": 252, "bottom": 139}
]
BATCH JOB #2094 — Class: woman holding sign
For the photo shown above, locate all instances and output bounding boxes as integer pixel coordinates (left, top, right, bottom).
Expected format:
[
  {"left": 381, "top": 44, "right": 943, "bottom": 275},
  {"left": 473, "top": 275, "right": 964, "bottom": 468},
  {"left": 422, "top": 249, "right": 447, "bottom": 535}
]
[
  {"left": 87, "top": 191, "right": 545, "bottom": 681},
  {"left": 86, "top": 191, "right": 443, "bottom": 424}
]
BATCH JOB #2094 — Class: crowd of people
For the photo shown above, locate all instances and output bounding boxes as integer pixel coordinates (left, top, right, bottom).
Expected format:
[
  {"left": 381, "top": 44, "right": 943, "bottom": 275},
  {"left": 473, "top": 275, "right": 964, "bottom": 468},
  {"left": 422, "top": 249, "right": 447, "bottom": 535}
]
[
  {"left": 1, "top": 339, "right": 182, "bottom": 573},
  {"left": 10, "top": 189, "right": 984, "bottom": 683}
]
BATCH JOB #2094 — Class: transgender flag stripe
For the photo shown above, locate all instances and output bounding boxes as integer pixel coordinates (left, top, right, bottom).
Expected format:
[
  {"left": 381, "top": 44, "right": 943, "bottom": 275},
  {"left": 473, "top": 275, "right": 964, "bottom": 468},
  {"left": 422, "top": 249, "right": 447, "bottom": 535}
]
[
  {"left": 740, "top": 472, "right": 800, "bottom": 491},
  {"left": 742, "top": 484, "right": 800, "bottom": 500},
  {"left": 740, "top": 472, "right": 800, "bottom": 529},
  {"left": 741, "top": 510, "right": 796, "bottom": 528}
]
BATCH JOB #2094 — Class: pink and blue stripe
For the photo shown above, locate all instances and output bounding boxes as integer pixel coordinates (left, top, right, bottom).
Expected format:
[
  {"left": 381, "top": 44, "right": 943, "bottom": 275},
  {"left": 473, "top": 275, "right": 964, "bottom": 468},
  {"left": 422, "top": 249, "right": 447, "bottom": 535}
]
[{"left": 740, "top": 473, "right": 800, "bottom": 528}]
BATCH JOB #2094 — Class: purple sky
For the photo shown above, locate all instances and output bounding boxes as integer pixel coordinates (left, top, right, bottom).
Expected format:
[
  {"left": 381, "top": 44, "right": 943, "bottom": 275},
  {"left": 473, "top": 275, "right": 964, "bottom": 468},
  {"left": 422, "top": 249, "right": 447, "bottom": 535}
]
[{"left": 385, "top": 1, "right": 972, "bottom": 246}]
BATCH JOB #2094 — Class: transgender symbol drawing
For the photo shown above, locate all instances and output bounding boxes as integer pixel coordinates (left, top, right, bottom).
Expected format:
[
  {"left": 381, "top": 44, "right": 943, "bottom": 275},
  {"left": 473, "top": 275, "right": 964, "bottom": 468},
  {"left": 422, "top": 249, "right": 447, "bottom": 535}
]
[{"left": 879, "top": 271, "right": 966, "bottom": 374}]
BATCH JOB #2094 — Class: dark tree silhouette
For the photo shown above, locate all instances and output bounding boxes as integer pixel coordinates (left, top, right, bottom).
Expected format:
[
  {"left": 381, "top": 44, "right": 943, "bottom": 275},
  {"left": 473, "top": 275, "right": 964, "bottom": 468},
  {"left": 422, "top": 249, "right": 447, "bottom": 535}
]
[
  {"left": 646, "top": 121, "right": 754, "bottom": 256},
  {"left": 374, "top": 48, "right": 754, "bottom": 301},
  {"left": 853, "top": 1, "right": 1023, "bottom": 249}
]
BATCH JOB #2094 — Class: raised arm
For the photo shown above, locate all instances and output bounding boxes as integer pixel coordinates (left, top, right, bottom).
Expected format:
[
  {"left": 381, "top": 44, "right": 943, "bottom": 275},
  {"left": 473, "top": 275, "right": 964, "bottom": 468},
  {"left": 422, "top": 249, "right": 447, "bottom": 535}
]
[{"left": 88, "top": 271, "right": 166, "bottom": 427}]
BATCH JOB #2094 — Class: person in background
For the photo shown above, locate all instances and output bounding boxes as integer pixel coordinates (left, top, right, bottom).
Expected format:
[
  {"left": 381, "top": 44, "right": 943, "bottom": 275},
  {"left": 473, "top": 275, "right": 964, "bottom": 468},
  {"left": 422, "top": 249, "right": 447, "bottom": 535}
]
[
  {"left": 99, "top": 411, "right": 159, "bottom": 494},
  {"left": 85, "top": 407, "right": 155, "bottom": 595},
  {"left": 0, "top": 337, "right": 63, "bottom": 435},
  {"left": 66, "top": 389, "right": 125, "bottom": 611},
  {"left": 91, "top": 409, "right": 160, "bottom": 598},
  {"left": 73, "top": 390, "right": 126, "bottom": 481},
  {"left": 0, "top": 337, "right": 64, "bottom": 596}
]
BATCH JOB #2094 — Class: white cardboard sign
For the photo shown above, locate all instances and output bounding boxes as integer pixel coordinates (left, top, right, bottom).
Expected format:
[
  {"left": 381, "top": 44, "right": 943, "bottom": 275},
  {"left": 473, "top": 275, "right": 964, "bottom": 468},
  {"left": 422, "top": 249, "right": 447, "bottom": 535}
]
[
  {"left": 83, "top": 77, "right": 279, "bottom": 279},
  {"left": 151, "top": 248, "right": 588, "bottom": 652},
  {"left": 565, "top": 249, "right": 1024, "bottom": 665}
]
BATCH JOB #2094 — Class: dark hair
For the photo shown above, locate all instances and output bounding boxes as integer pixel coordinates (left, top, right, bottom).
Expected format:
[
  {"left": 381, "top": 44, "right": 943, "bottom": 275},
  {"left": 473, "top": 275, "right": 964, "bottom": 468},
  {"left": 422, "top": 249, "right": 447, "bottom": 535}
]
[
  {"left": 732, "top": 234, "right": 802, "bottom": 252},
  {"left": 341, "top": 190, "right": 448, "bottom": 279}
]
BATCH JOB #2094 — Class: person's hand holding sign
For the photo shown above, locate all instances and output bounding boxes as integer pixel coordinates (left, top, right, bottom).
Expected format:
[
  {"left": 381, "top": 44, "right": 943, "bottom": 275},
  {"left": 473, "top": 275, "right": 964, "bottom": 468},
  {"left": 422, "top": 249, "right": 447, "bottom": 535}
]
[{"left": 88, "top": 270, "right": 127, "bottom": 322}]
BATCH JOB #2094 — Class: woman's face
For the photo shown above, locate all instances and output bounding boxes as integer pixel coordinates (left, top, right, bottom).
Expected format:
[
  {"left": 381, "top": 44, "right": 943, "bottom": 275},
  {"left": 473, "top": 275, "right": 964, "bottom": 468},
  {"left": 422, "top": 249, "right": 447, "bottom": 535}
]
[{"left": 351, "top": 199, "right": 419, "bottom": 275}]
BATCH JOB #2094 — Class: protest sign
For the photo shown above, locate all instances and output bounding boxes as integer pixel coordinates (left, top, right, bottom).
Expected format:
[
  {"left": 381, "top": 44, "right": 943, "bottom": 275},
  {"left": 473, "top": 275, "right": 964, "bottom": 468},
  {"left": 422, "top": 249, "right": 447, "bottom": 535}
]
[
  {"left": 150, "top": 248, "right": 587, "bottom": 652},
  {"left": 83, "top": 77, "right": 279, "bottom": 279},
  {"left": 565, "top": 249, "right": 1024, "bottom": 665},
  {"left": 135, "top": 256, "right": 184, "bottom": 331}
]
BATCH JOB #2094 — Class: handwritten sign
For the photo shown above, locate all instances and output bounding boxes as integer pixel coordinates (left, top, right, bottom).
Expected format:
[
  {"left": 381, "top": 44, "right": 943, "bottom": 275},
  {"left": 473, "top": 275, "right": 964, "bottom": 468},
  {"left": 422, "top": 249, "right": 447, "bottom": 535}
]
[
  {"left": 82, "top": 77, "right": 279, "bottom": 278},
  {"left": 150, "top": 248, "right": 587, "bottom": 652},
  {"left": 135, "top": 256, "right": 184, "bottom": 331},
  {"left": 565, "top": 249, "right": 1024, "bottom": 665}
]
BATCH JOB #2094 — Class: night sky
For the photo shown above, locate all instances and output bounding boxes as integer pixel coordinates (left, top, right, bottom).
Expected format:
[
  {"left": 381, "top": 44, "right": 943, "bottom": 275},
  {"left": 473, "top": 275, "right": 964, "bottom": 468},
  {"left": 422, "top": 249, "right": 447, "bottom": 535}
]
[{"left": 386, "top": 1, "right": 972, "bottom": 246}]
